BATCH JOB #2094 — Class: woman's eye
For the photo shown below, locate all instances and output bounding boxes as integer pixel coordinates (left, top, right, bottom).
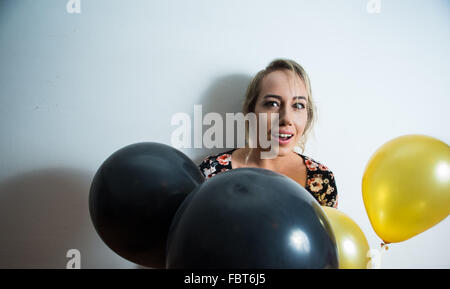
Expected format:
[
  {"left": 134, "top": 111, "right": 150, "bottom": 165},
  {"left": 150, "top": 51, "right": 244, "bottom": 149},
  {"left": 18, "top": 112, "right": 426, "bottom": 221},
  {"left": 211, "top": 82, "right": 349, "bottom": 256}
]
[
  {"left": 294, "top": 103, "right": 305, "bottom": 109},
  {"left": 265, "top": 101, "right": 279, "bottom": 108}
]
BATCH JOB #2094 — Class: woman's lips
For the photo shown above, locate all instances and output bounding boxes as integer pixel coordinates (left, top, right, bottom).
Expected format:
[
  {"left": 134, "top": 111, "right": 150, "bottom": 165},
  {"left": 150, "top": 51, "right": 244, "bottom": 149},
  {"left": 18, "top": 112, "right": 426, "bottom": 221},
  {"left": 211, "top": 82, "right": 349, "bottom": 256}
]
[{"left": 271, "top": 133, "right": 294, "bottom": 145}]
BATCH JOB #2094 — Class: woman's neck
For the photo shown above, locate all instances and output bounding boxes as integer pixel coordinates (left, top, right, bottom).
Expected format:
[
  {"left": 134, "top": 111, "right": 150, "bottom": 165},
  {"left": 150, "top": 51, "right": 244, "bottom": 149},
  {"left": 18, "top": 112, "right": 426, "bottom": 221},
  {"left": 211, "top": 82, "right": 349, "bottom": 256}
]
[{"left": 244, "top": 147, "right": 296, "bottom": 171}]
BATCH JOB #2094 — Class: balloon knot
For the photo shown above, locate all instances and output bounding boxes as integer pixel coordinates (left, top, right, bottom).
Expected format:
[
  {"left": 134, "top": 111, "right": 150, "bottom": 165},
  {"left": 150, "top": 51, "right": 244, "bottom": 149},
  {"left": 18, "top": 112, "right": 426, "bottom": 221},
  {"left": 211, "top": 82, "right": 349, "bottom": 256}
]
[{"left": 380, "top": 242, "right": 390, "bottom": 251}]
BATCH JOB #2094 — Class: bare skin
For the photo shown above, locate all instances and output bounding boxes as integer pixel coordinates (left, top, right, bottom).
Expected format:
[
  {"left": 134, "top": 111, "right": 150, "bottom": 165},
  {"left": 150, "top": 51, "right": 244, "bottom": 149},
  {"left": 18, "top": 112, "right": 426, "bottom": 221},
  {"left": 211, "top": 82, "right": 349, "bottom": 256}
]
[{"left": 231, "top": 70, "right": 309, "bottom": 187}]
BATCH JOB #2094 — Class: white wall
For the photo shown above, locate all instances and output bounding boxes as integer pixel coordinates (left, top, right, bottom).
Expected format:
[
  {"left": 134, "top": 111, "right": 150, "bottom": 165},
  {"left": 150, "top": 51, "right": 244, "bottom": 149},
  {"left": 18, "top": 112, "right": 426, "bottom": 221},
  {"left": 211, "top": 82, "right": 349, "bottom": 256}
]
[{"left": 0, "top": 0, "right": 448, "bottom": 268}]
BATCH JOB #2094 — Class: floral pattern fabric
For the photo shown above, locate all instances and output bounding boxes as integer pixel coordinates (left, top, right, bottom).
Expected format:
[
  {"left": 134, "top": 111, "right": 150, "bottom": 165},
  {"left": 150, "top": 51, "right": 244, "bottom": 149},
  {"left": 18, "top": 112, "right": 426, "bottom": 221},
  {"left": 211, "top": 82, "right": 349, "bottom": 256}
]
[{"left": 198, "top": 148, "right": 338, "bottom": 208}]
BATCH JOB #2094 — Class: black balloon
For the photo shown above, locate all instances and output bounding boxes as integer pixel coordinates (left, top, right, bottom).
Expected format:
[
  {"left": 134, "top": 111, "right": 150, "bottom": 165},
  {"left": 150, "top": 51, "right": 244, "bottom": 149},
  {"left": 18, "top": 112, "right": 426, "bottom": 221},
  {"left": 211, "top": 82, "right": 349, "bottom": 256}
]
[
  {"left": 89, "top": 142, "right": 204, "bottom": 268},
  {"left": 166, "top": 168, "right": 338, "bottom": 269}
]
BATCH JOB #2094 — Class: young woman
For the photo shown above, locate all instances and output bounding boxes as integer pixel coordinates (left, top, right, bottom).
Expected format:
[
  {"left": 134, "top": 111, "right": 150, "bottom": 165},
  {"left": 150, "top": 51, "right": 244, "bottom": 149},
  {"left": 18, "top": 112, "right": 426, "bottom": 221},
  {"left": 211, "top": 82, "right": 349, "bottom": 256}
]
[{"left": 199, "top": 59, "right": 338, "bottom": 208}]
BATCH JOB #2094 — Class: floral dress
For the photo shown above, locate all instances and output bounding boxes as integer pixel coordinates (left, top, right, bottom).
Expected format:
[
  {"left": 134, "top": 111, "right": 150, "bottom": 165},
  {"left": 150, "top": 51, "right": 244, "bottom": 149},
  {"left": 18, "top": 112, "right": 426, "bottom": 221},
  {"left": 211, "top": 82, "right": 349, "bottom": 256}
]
[{"left": 198, "top": 148, "right": 338, "bottom": 208}]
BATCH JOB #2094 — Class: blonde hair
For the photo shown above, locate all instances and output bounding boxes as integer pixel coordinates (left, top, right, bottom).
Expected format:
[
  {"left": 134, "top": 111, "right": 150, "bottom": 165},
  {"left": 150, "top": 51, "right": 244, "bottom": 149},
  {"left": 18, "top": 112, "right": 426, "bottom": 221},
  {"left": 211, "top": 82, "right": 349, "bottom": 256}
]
[{"left": 242, "top": 58, "right": 317, "bottom": 162}]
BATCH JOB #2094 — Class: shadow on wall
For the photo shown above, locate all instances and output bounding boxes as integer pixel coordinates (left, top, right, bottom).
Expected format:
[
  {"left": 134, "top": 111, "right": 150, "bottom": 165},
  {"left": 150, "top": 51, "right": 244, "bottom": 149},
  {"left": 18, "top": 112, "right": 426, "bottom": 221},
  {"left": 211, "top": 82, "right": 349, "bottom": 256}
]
[
  {"left": 189, "top": 73, "right": 253, "bottom": 166},
  {"left": 0, "top": 168, "right": 137, "bottom": 269}
]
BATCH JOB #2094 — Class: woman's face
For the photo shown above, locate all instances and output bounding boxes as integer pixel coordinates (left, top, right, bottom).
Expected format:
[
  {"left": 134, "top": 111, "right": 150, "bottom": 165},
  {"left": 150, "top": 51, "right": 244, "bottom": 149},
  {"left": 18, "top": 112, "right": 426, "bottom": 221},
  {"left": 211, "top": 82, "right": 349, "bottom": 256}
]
[{"left": 253, "top": 70, "right": 309, "bottom": 156}]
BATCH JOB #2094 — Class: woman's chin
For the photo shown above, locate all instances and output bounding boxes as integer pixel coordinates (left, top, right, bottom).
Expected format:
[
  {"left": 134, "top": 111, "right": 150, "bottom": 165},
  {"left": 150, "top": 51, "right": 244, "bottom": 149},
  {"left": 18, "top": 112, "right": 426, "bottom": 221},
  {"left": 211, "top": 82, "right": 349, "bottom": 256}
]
[
  {"left": 269, "top": 144, "right": 293, "bottom": 157},
  {"left": 256, "top": 141, "right": 295, "bottom": 157}
]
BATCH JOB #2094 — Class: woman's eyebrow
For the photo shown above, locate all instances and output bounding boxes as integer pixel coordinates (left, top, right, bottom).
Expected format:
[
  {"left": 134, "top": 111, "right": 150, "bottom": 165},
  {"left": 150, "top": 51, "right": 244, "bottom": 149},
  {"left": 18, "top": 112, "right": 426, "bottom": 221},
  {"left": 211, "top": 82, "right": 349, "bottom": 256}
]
[
  {"left": 264, "top": 94, "right": 307, "bottom": 101},
  {"left": 293, "top": 96, "right": 307, "bottom": 101}
]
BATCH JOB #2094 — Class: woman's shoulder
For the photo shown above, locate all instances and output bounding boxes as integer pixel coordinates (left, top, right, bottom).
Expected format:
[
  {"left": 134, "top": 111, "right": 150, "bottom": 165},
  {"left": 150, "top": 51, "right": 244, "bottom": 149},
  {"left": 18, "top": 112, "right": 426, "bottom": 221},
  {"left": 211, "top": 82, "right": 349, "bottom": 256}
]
[
  {"left": 300, "top": 154, "right": 338, "bottom": 208},
  {"left": 198, "top": 148, "right": 236, "bottom": 178},
  {"left": 199, "top": 148, "right": 236, "bottom": 167},
  {"left": 300, "top": 154, "right": 335, "bottom": 177}
]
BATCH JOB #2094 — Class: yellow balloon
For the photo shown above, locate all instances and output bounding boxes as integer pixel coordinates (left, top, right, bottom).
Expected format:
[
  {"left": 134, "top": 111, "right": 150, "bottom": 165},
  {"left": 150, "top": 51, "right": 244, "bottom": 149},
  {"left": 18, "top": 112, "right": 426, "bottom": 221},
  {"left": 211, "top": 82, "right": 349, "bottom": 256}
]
[
  {"left": 322, "top": 207, "right": 370, "bottom": 269},
  {"left": 362, "top": 135, "right": 450, "bottom": 244}
]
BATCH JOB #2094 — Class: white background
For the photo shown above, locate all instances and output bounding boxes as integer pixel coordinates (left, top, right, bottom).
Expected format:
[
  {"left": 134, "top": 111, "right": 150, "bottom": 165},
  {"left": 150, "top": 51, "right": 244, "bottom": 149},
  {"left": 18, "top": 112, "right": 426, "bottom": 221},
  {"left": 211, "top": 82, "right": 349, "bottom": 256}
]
[{"left": 0, "top": 0, "right": 449, "bottom": 268}]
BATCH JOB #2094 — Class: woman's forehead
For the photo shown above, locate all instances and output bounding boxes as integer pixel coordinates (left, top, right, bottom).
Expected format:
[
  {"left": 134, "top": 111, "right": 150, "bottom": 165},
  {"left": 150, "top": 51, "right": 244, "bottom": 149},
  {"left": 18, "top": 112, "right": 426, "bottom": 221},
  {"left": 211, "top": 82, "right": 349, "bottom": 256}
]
[{"left": 260, "top": 70, "right": 307, "bottom": 99}]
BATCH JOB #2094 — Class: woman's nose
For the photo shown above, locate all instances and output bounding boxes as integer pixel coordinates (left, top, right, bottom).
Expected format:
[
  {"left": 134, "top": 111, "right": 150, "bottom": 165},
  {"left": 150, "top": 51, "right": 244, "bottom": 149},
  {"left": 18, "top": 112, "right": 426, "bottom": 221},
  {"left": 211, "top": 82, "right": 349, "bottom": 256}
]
[{"left": 278, "top": 105, "right": 293, "bottom": 126}]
